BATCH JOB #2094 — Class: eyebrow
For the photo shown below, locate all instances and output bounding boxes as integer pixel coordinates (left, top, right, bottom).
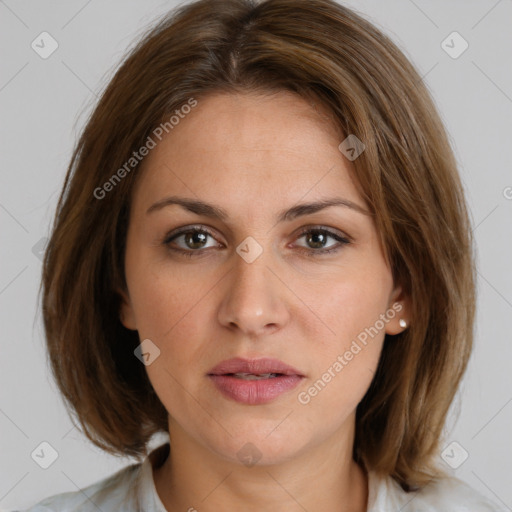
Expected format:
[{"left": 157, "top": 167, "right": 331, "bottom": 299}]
[{"left": 146, "top": 195, "right": 372, "bottom": 221}]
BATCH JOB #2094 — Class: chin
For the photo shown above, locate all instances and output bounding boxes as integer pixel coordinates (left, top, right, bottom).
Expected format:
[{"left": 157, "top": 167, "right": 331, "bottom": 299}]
[{"left": 202, "top": 417, "right": 315, "bottom": 467}]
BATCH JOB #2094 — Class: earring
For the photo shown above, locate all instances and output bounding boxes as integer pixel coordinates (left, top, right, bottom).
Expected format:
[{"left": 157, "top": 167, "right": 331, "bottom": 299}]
[{"left": 399, "top": 318, "right": 407, "bottom": 329}]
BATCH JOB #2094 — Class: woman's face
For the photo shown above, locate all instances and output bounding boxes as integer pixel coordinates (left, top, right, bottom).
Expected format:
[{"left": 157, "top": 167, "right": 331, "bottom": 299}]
[{"left": 120, "top": 91, "right": 407, "bottom": 466}]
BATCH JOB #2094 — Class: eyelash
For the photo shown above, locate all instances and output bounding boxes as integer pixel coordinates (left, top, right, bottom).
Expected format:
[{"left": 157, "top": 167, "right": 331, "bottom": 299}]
[{"left": 163, "top": 225, "right": 351, "bottom": 258}]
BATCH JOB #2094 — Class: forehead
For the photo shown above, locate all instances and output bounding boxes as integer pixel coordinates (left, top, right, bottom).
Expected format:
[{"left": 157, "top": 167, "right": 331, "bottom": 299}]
[{"left": 131, "top": 91, "right": 365, "bottom": 216}]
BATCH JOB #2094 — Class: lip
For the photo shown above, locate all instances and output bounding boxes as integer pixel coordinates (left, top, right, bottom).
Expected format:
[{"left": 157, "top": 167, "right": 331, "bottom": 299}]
[
  {"left": 208, "top": 357, "right": 304, "bottom": 377},
  {"left": 207, "top": 357, "right": 305, "bottom": 405}
]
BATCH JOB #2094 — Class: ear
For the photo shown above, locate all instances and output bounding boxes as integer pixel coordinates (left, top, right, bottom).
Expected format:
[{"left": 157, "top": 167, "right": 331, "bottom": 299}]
[
  {"left": 385, "top": 284, "right": 411, "bottom": 336},
  {"left": 117, "top": 287, "right": 138, "bottom": 331}
]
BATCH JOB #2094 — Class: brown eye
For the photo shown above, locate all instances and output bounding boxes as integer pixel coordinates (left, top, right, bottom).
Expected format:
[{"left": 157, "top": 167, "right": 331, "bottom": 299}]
[
  {"left": 304, "top": 230, "right": 329, "bottom": 249},
  {"left": 181, "top": 230, "right": 209, "bottom": 249},
  {"left": 294, "top": 227, "right": 351, "bottom": 256},
  {"left": 164, "top": 226, "right": 221, "bottom": 256}
]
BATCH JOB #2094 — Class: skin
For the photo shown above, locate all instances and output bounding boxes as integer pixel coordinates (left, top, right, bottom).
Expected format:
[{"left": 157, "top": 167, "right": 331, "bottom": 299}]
[{"left": 119, "top": 90, "right": 410, "bottom": 512}]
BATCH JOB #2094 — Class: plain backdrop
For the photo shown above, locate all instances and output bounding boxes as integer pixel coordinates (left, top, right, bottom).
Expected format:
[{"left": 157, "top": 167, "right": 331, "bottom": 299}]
[{"left": 1, "top": 0, "right": 511, "bottom": 510}]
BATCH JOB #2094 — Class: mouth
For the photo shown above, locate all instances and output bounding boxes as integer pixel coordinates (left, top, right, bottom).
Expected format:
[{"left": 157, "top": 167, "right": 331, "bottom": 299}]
[
  {"left": 221, "top": 372, "right": 285, "bottom": 380},
  {"left": 207, "top": 357, "right": 305, "bottom": 405},
  {"left": 207, "top": 357, "right": 305, "bottom": 377}
]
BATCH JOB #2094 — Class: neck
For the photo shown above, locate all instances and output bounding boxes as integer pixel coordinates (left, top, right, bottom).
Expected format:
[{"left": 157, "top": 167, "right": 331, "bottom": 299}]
[{"left": 152, "top": 421, "right": 368, "bottom": 512}]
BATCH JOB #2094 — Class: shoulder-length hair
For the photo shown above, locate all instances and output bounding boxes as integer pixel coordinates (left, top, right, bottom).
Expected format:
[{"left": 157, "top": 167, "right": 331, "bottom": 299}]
[{"left": 41, "top": 0, "right": 475, "bottom": 491}]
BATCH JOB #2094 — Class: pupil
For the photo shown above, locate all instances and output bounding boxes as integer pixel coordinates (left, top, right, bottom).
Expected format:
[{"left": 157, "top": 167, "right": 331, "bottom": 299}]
[
  {"left": 308, "top": 232, "right": 325, "bottom": 249},
  {"left": 186, "top": 231, "right": 207, "bottom": 249}
]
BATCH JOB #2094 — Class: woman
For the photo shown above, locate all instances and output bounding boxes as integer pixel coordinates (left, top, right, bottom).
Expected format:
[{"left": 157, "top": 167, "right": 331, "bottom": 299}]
[{"left": 19, "top": 0, "right": 505, "bottom": 510}]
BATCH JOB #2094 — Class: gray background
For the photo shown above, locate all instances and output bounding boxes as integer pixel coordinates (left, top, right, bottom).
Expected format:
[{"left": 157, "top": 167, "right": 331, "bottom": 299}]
[{"left": 1, "top": 0, "right": 511, "bottom": 510}]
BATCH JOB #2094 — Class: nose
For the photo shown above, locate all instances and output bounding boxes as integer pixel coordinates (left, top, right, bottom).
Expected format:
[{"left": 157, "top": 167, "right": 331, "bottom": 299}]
[{"left": 217, "top": 244, "right": 290, "bottom": 337}]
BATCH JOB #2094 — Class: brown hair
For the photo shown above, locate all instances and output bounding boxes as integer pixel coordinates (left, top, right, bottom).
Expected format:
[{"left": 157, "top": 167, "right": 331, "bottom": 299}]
[{"left": 41, "top": 0, "right": 475, "bottom": 491}]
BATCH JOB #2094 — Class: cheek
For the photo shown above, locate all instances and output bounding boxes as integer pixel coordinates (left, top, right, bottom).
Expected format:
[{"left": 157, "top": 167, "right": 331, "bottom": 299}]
[
  {"left": 126, "top": 258, "right": 218, "bottom": 379},
  {"left": 292, "top": 266, "right": 391, "bottom": 414},
  {"left": 297, "top": 289, "right": 386, "bottom": 424},
  {"left": 296, "top": 342, "right": 383, "bottom": 432},
  {"left": 298, "top": 262, "right": 392, "bottom": 348},
  {"left": 126, "top": 247, "right": 219, "bottom": 339}
]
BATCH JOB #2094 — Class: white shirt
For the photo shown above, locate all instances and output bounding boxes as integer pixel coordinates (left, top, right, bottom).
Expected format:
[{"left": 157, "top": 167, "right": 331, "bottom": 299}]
[{"left": 14, "top": 443, "right": 506, "bottom": 511}]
